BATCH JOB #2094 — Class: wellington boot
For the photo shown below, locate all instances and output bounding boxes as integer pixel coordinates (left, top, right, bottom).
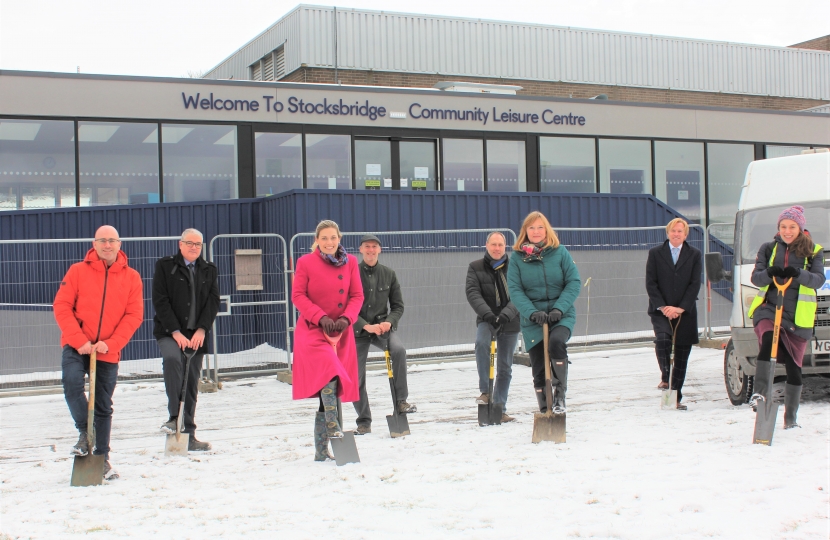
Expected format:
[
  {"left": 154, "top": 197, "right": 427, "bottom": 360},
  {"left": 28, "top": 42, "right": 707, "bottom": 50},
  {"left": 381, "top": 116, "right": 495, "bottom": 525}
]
[
  {"left": 750, "top": 359, "right": 772, "bottom": 412},
  {"left": 535, "top": 388, "right": 547, "bottom": 413},
  {"left": 314, "top": 412, "right": 334, "bottom": 461},
  {"left": 783, "top": 383, "right": 802, "bottom": 429},
  {"left": 320, "top": 380, "right": 344, "bottom": 439}
]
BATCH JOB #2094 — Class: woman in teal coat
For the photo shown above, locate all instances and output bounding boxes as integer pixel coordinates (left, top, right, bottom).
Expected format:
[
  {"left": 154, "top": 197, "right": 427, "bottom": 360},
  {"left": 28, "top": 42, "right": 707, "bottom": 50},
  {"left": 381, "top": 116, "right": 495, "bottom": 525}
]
[{"left": 507, "top": 211, "right": 581, "bottom": 414}]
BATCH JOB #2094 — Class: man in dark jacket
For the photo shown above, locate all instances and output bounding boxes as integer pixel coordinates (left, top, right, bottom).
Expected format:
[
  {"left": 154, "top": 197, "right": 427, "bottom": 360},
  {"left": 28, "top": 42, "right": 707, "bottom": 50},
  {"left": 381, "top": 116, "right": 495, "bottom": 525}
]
[
  {"left": 645, "top": 218, "right": 702, "bottom": 410},
  {"left": 465, "top": 231, "right": 520, "bottom": 422},
  {"left": 153, "top": 228, "right": 220, "bottom": 449},
  {"left": 352, "top": 234, "right": 415, "bottom": 435}
]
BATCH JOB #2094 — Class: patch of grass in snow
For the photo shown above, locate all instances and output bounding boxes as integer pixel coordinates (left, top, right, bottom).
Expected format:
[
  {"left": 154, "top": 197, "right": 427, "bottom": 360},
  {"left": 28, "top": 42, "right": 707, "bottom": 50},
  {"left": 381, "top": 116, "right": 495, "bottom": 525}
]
[
  {"left": 586, "top": 498, "right": 599, "bottom": 505},
  {"left": 85, "top": 524, "right": 112, "bottom": 533}
]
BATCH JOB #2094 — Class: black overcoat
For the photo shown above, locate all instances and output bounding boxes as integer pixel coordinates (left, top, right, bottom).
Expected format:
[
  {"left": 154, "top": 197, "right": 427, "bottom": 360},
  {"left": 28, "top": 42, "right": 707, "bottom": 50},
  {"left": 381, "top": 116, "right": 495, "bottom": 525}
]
[
  {"left": 465, "top": 256, "right": 520, "bottom": 332},
  {"left": 645, "top": 240, "right": 702, "bottom": 346},
  {"left": 152, "top": 252, "right": 220, "bottom": 353}
]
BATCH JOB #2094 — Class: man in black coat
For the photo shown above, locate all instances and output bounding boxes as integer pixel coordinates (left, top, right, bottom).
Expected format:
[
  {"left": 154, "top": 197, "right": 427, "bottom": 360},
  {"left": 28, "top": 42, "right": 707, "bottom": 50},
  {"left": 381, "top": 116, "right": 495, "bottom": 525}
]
[
  {"left": 645, "top": 218, "right": 702, "bottom": 410},
  {"left": 465, "top": 231, "right": 520, "bottom": 422},
  {"left": 153, "top": 228, "right": 220, "bottom": 449}
]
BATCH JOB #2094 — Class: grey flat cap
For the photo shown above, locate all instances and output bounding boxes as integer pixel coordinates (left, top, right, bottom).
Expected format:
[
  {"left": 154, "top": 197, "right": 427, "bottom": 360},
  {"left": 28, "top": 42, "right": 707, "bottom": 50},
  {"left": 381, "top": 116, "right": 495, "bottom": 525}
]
[{"left": 360, "top": 234, "right": 382, "bottom": 246}]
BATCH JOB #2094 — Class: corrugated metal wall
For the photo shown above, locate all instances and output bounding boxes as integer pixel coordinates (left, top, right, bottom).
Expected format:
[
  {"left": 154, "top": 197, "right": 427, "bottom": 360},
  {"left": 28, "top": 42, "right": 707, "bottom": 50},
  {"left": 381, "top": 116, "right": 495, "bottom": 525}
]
[
  {"left": 1, "top": 192, "right": 682, "bottom": 242},
  {"left": 0, "top": 199, "right": 262, "bottom": 241},
  {"left": 205, "top": 6, "right": 830, "bottom": 101}
]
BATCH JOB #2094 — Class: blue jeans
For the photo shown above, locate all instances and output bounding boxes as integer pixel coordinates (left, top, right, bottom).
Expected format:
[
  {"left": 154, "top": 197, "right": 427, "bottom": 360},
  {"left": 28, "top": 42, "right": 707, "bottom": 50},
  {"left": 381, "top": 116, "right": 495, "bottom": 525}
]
[
  {"left": 61, "top": 345, "right": 119, "bottom": 459},
  {"left": 475, "top": 322, "right": 518, "bottom": 412}
]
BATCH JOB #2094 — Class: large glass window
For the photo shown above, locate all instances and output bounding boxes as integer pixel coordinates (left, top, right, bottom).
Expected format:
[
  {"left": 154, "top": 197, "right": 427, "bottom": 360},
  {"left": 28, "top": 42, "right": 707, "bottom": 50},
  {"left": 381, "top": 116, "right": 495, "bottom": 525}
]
[
  {"left": 598, "top": 139, "right": 652, "bottom": 195},
  {"left": 443, "top": 139, "right": 483, "bottom": 192},
  {"left": 540, "top": 137, "right": 596, "bottom": 193},
  {"left": 707, "top": 143, "right": 754, "bottom": 231},
  {"left": 78, "top": 121, "right": 160, "bottom": 206},
  {"left": 162, "top": 124, "right": 237, "bottom": 203},
  {"left": 486, "top": 140, "right": 526, "bottom": 192},
  {"left": 765, "top": 145, "right": 809, "bottom": 159},
  {"left": 0, "top": 119, "right": 76, "bottom": 210},
  {"left": 254, "top": 132, "right": 302, "bottom": 196},
  {"left": 355, "top": 139, "right": 392, "bottom": 190},
  {"left": 400, "top": 141, "right": 436, "bottom": 191},
  {"left": 655, "top": 141, "right": 705, "bottom": 224},
  {"left": 305, "top": 134, "right": 351, "bottom": 189}
]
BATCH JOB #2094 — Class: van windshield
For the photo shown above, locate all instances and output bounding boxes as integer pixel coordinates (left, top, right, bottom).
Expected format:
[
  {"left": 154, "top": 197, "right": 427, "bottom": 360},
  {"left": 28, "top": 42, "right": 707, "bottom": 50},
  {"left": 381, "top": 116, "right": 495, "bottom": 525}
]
[{"left": 741, "top": 201, "right": 830, "bottom": 263}]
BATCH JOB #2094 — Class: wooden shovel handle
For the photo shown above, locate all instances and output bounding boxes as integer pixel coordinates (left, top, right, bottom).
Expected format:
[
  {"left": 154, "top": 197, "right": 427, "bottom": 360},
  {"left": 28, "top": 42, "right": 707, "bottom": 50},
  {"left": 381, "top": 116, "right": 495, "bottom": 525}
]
[
  {"left": 87, "top": 350, "right": 97, "bottom": 449},
  {"left": 543, "top": 322, "right": 553, "bottom": 412}
]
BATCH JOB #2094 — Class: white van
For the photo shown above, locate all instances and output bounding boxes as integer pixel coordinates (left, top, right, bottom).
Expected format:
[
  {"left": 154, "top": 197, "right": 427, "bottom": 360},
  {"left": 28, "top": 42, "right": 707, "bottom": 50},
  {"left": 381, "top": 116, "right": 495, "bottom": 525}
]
[{"left": 707, "top": 150, "right": 830, "bottom": 405}]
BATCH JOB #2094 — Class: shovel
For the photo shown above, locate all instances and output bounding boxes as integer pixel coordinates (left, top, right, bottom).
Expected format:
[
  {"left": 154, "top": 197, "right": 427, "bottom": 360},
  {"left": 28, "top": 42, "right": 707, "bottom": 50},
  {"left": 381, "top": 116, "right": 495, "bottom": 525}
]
[
  {"left": 384, "top": 339, "right": 410, "bottom": 437},
  {"left": 165, "top": 347, "right": 197, "bottom": 456},
  {"left": 753, "top": 277, "right": 792, "bottom": 446},
  {"left": 532, "top": 323, "right": 566, "bottom": 443},
  {"left": 478, "top": 327, "right": 503, "bottom": 426},
  {"left": 660, "top": 314, "right": 683, "bottom": 410},
  {"left": 322, "top": 331, "right": 360, "bottom": 465},
  {"left": 70, "top": 349, "right": 105, "bottom": 486}
]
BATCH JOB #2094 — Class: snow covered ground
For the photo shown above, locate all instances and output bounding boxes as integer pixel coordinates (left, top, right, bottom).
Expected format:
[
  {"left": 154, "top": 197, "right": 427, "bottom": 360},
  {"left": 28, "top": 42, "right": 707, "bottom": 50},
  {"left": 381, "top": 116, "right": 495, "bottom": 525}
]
[{"left": 1, "top": 347, "right": 828, "bottom": 539}]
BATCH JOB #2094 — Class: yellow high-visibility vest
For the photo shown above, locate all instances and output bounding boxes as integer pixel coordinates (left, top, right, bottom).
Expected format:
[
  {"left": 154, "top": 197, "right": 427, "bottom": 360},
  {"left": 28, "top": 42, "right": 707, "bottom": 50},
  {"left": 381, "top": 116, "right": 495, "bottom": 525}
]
[{"left": 748, "top": 243, "right": 823, "bottom": 328}]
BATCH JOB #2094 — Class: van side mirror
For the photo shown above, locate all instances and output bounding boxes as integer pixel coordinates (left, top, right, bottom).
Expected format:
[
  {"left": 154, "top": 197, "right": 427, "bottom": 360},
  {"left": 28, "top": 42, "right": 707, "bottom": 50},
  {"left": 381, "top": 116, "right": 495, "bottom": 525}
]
[{"left": 705, "top": 252, "right": 732, "bottom": 283}]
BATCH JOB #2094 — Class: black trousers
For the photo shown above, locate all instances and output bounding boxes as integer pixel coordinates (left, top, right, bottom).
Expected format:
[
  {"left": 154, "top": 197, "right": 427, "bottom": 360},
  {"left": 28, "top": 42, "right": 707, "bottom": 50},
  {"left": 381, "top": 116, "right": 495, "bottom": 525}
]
[
  {"left": 159, "top": 337, "right": 204, "bottom": 433},
  {"left": 527, "top": 325, "right": 571, "bottom": 389},
  {"left": 756, "top": 331, "right": 802, "bottom": 386},
  {"left": 654, "top": 332, "right": 691, "bottom": 400}
]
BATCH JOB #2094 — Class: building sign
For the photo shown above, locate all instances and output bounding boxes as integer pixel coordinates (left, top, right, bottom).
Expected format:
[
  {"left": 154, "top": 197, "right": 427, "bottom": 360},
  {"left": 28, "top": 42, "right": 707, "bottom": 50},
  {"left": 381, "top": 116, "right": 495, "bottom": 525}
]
[{"left": 181, "top": 92, "right": 586, "bottom": 127}]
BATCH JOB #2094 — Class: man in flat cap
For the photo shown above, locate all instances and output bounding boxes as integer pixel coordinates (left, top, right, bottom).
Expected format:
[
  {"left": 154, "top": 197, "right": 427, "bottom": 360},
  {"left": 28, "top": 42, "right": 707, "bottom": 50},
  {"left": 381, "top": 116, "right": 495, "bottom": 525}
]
[{"left": 352, "top": 234, "right": 416, "bottom": 435}]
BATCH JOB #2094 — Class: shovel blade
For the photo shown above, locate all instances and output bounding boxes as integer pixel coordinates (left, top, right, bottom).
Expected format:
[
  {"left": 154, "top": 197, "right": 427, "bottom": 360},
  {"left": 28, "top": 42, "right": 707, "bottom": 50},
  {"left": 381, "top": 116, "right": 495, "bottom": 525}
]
[
  {"left": 386, "top": 412, "right": 411, "bottom": 438},
  {"left": 330, "top": 431, "right": 360, "bottom": 466},
  {"left": 753, "top": 402, "right": 780, "bottom": 446},
  {"left": 70, "top": 454, "right": 105, "bottom": 487},
  {"left": 532, "top": 412, "right": 566, "bottom": 444},
  {"left": 660, "top": 389, "right": 678, "bottom": 410},
  {"left": 477, "top": 402, "right": 504, "bottom": 426},
  {"left": 164, "top": 433, "right": 190, "bottom": 456}
]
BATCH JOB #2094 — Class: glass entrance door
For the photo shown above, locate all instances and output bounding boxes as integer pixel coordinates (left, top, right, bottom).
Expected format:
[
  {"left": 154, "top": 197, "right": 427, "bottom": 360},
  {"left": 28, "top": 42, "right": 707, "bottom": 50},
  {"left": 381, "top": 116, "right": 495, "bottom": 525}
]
[
  {"left": 399, "top": 140, "right": 436, "bottom": 191},
  {"left": 355, "top": 139, "right": 392, "bottom": 190}
]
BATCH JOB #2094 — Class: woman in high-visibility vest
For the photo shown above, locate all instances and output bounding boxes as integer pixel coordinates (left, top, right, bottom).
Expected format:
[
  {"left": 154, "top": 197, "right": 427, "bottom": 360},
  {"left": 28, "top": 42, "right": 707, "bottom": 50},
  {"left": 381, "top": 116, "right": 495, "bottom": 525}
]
[{"left": 748, "top": 205, "right": 825, "bottom": 429}]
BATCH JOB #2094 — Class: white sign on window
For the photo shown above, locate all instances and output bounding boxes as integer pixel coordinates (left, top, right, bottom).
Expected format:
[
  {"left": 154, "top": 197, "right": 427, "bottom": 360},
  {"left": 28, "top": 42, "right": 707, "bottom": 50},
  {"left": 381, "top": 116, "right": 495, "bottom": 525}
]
[
  {"left": 457, "top": 179, "right": 465, "bottom": 191},
  {"left": 400, "top": 178, "right": 408, "bottom": 187},
  {"left": 383, "top": 178, "right": 392, "bottom": 188},
  {"left": 366, "top": 164, "right": 381, "bottom": 176},
  {"left": 414, "top": 167, "right": 429, "bottom": 179},
  {"left": 678, "top": 190, "right": 689, "bottom": 200},
  {"left": 328, "top": 177, "right": 337, "bottom": 189}
]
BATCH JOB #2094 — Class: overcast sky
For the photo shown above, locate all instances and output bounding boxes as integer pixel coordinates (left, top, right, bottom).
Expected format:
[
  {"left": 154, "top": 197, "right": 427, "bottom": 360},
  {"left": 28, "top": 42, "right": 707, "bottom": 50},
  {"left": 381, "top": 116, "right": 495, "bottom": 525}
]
[{"left": 1, "top": 0, "right": 828, "bottom": 78}]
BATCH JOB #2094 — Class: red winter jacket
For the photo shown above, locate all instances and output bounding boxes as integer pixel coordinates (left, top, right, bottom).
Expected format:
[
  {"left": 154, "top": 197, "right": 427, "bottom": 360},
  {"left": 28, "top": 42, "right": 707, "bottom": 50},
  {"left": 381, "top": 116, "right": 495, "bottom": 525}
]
[{"left": 53, "top": 248, "right": 144, "bottom": 363}]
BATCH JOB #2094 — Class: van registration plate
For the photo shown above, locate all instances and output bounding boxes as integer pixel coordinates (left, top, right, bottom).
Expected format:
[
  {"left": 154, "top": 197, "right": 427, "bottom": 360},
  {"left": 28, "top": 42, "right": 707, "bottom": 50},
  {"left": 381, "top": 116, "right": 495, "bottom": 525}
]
[{"left": 812, "top": 340, "right": 830, "bottom": 354}]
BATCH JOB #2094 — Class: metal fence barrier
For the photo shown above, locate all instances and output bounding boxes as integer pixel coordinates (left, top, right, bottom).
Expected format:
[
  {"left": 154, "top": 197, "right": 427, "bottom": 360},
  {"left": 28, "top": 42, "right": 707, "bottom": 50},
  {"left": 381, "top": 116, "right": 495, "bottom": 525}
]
[
  {"left": 208, "top": 233, "right": 291, "bottom": 380},
  {"left": 0, "top": 237, "right": 181, "bottom": 389},
  {"left": 704, "top": 222, "right": 736, "bottom": 339}
]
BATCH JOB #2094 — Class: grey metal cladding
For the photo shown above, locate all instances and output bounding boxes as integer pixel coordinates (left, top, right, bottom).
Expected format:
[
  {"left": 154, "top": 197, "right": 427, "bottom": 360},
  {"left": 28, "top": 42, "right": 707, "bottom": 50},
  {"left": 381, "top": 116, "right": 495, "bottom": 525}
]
[{"left": 204, "top": 5, "right": 830, "bottom": 101}]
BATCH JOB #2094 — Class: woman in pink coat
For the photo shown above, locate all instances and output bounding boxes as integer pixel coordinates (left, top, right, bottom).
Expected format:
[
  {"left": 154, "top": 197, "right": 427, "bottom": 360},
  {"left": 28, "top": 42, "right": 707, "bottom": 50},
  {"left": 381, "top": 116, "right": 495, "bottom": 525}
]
[{"left": 292, "top": 220, "right": 364, "bottom": 461}]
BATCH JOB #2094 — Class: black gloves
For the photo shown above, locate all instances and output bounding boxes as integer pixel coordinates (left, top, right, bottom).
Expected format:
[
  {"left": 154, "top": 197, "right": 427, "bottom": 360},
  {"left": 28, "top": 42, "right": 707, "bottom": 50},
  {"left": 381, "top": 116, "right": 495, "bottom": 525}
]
[
  {"left": 782, "top": 267, "right": 800, "bottom": 278},
  {"left": 496, "top": 313, "right": 510, "bottom": 327},
  {"left": 318, "top": 316, "right": 336, "bottom": 335},
  {"left": 333, "top": 317, "right": 350, "bottom": 334},
  {"left": 547, "top": 309, "right": 563, "bottom": 324},
  {"left": 482, "top": 312, "right": 498, "bottom": 326},
  {"left": 766, "top": 266, "right": 785, "bottom": 278},
  {"left": 530, "top": 311, "right": 548, "bottom": 326}
]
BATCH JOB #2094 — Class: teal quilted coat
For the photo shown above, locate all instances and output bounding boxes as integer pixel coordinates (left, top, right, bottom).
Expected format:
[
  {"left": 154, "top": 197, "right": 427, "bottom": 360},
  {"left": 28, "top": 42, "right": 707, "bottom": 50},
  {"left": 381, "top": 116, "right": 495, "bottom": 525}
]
[{"left": 507, "top": 245, "right": 581, "bottom": 350}]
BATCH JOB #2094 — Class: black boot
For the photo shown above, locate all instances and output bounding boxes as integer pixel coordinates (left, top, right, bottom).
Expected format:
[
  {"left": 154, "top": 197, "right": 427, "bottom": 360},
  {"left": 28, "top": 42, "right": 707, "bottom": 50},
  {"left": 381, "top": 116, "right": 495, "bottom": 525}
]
[
  {"left": 783, "top": 383, "right": 802, "bottom": 429},
  {"left": 187, "top": 432, "right": 212, "bottom": 451},
  {"left": 71, "top": 430, "right": 89, "bottom": 456},
  {"left": 552, "top": 359, "right": 569, "bottom": 414},
  {"left": 320, "top": 380, "right": 344, "bottom": 438},
  {"left": 314, "top": 412, "right": 334, "bottom": 461},
  {"left": 749, "top": 360, "right": 771, "bottom": 412},
  {"left": 535, "top": 388, "right": 547, "bottom": 413}
]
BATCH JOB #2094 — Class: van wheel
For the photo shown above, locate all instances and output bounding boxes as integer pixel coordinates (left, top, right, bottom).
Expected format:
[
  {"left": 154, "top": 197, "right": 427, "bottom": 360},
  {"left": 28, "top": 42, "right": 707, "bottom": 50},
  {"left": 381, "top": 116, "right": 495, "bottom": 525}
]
[{"left": 724, "top": 339, "right": 750, "bottom": 405}]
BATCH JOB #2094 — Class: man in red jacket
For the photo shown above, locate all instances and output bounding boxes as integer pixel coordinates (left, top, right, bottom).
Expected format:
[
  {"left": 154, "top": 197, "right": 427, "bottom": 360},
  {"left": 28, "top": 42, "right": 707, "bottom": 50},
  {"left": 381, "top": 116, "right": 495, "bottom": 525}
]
[{"left": 53, "top": 225, "right": 144, "bottom": 479}]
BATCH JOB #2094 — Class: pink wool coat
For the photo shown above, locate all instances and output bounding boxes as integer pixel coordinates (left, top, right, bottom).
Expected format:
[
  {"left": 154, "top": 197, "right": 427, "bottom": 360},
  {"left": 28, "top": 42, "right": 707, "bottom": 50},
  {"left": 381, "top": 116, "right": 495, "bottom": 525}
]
[{"left": 291, "top": 250, "right": 364, "bottom": 401}]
